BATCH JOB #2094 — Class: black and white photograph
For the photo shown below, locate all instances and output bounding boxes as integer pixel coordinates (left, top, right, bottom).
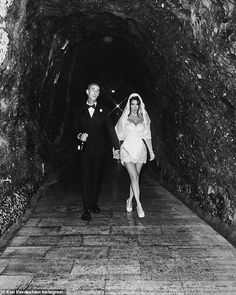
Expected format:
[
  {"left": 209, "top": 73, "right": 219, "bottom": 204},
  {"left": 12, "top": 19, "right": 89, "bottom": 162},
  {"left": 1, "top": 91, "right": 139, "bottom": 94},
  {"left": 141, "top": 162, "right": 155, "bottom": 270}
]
[{"left": 0, "top": 0, "right": 236, "bottom": 294}]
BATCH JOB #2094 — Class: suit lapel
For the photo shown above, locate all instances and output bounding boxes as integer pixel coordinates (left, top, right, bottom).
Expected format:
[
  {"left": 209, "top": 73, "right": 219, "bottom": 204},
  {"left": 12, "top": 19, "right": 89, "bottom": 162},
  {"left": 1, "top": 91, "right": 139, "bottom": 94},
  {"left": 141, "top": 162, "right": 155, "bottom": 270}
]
[
  {"left": 80, "top": 105, "right": 92, "bottom": 130},
  {"left": 85, "top": 108, "right": 92, "bottom": 123}
]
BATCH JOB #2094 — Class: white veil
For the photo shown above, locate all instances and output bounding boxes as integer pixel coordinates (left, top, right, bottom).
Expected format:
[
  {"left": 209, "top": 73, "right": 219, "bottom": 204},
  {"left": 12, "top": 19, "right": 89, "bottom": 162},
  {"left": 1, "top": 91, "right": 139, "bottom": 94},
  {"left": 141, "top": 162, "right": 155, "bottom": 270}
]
[{"left": 115, "top": 93, "right": 151, "bottom": 141}]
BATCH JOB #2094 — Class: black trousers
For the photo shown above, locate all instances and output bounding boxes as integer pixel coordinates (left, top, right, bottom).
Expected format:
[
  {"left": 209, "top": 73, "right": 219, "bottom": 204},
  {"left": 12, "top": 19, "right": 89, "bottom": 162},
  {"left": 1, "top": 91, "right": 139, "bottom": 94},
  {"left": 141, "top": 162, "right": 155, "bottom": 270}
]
[{"left": 80, "top": 154, "right": 105, "bottom": 210}]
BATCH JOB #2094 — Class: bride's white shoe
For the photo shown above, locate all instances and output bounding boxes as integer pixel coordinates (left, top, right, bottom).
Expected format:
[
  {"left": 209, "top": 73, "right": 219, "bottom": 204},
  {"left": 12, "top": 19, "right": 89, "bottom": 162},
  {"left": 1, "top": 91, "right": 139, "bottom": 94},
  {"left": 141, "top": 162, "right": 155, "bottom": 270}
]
[
  {"left": 137, "top": 204, "right": 145, "bottom": 218},
  {"left": 126, "top": 198, "right": 133, "bottom": 212}
]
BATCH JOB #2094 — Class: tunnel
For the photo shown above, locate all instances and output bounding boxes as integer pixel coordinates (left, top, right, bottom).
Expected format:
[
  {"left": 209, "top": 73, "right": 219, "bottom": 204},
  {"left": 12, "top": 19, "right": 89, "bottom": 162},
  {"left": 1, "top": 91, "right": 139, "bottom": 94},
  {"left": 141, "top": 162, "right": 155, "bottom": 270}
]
[{"left": 0, "top": 0, "right": 236, "bottom": 245}]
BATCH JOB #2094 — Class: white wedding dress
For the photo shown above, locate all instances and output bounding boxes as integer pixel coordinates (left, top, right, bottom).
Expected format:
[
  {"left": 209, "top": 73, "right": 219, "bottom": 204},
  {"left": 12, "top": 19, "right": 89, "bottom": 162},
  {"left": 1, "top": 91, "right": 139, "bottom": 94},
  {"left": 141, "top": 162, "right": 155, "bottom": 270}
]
[
  {"left": 120, "top": 120, "right": 147, "bottom": 165},
  {"left": 115, "top": 93, "right": 153, "bottom": 166}
]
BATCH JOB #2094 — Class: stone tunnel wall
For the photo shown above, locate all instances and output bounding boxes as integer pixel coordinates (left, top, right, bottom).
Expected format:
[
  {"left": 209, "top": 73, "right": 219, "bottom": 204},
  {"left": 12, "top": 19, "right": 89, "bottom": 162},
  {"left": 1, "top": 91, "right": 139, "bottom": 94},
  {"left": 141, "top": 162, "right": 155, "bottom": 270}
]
[
  {"left": 0, "top": 0, "right": 45, "bottom": 236},
  {"left": 151, "top": 1, "right": 236, "bottom": 239},
  {"left": 0, "top": 0, "right": 77, "bottom": 236},
  {"left": 0, "top": 0, "right": 235, "bottom": 242}
]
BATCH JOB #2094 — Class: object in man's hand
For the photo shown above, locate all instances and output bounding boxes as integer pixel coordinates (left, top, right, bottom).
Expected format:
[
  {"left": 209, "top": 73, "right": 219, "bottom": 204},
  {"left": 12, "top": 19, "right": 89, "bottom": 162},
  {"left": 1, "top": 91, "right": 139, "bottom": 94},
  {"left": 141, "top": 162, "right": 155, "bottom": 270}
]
[{"left": 77, "top": 140, "right": 85, "bottom": 151}]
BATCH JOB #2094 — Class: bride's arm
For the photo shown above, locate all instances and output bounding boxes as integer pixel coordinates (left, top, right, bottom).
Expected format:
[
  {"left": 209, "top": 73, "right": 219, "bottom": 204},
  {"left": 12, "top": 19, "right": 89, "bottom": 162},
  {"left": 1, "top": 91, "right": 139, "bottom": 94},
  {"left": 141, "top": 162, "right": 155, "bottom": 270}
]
[
  {"left": 144, "top": 138, "right": 155, "bottom": 161},
  {"left": 143, "top": 112, "right": 155, "bottom": 160}
]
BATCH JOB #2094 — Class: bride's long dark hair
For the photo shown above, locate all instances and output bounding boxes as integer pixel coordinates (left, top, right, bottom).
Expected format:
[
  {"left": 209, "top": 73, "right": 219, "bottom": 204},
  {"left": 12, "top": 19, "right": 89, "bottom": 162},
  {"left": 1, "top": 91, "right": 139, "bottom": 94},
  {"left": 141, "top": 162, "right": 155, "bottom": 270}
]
[{"left": 128, "top": 96, "right": 141, "bottom": 117}]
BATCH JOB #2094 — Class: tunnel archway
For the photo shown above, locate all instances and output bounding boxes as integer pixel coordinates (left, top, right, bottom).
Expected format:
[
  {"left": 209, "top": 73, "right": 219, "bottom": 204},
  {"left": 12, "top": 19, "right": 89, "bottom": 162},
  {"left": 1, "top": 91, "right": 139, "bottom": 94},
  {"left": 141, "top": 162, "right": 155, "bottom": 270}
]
[
  {"left": 31, "top": 11, "right": 158, "bottom": 162},
  {"left": 0, "top": 0, "right": 235, "bottom": 243}
]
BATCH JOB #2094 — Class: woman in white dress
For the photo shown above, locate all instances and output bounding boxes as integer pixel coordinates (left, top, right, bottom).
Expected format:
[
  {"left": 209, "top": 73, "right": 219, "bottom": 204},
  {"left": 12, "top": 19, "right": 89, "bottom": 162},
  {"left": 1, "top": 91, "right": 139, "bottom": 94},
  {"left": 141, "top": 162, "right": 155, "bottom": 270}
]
[{"left": 115, "top": 93, "right": 155, "bottom": 218}]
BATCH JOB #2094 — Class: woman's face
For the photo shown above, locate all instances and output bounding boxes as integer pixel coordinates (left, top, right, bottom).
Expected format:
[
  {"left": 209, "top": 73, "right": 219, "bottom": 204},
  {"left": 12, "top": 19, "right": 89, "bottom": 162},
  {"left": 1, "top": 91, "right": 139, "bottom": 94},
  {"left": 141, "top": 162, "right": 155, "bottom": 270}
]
[{"left": 130, "top": 99, "right": 140, "bottom": 114}]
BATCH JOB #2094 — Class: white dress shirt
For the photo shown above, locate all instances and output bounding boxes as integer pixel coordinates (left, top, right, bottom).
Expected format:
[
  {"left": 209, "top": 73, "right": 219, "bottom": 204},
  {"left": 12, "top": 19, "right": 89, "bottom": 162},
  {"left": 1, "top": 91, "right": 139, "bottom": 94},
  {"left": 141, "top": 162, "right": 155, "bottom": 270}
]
[
  {"left": 77, "top": 102, "right": 97, "bottom": 140},
  {"left": 87, "top": 102, "right": 97, "bottom": 117}
]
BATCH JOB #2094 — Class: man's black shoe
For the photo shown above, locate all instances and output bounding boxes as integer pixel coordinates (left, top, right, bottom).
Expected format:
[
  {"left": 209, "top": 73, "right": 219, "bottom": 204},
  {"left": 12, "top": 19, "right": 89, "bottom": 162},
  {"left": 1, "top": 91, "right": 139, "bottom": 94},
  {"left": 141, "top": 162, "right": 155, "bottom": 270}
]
[
  {"left": 81, "top": 210, "right": 91, "bottom": 221},
  {"left": 91, "top": 205, "right": 101, "bottom": 214}
]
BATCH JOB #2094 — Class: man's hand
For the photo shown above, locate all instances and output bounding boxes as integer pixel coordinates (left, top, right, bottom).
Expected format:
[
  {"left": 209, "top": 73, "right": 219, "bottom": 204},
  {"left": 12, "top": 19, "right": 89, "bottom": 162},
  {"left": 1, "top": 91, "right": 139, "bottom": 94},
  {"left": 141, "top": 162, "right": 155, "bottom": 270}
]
[
  {"left": 78, "top": 133, "right": 88, "bottom": 142},
  {"left": 113, "top": 149, "right": 120, "bottom": 160}
]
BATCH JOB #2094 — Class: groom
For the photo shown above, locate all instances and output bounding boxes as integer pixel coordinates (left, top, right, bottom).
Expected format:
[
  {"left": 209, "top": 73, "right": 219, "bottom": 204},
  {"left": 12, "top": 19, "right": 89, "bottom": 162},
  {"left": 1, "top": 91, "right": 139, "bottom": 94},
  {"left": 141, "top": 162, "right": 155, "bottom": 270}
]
[{"left": 76, "top": 82, "right": 120, "bottom": 221}]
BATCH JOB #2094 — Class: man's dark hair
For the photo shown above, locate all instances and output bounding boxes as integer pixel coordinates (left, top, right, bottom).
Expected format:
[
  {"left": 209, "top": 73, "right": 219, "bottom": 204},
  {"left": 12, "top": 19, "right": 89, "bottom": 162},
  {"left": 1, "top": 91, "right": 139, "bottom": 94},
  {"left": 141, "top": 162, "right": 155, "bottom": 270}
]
[{"left": 88, "top": 82, "right": 100, "bottom": 89}]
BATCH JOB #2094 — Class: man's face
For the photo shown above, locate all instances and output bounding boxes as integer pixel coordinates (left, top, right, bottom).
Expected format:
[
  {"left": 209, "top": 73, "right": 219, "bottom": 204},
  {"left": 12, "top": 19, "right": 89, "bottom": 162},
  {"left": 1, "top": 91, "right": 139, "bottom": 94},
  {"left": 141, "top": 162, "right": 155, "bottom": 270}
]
[{"left": 86, "top": 84, "right": 100, "bottom": 102}]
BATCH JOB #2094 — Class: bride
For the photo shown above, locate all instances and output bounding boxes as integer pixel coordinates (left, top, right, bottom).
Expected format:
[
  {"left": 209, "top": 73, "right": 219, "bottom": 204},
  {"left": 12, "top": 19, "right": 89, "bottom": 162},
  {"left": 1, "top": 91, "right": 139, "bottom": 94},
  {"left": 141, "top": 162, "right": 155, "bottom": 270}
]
[{"left": 115, "top": 93, "right": 155, "bottom": 218}]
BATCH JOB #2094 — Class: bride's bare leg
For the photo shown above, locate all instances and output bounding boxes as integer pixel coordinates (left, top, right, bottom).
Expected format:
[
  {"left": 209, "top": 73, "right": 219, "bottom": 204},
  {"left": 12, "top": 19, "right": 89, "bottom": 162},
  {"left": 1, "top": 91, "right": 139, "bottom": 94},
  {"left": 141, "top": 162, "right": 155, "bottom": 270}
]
[
  {"left": 126, "top": 184, "right": 134, "bottom": 212},
  {"left": 135, "top": 163, "right": 143, "bottom": 206},
  {"left": 124, "top": 162, "right": 142, "bottom": 205},
  {"left": 128, "top": 163, "right": 143, "bottom": 200},
  {"left": 124, "top": 162, "right": 139, "bottom": 202},
  {"left": 129, "top": 185, "right": 133, "bottom": 199}
]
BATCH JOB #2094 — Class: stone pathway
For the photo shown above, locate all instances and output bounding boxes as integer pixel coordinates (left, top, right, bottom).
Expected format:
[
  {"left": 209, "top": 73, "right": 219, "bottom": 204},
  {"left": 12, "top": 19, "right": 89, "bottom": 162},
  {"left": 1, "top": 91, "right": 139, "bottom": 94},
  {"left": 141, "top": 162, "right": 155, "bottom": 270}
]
[{"left": 0, "top": 161, "right": 236, "bottom": 294}]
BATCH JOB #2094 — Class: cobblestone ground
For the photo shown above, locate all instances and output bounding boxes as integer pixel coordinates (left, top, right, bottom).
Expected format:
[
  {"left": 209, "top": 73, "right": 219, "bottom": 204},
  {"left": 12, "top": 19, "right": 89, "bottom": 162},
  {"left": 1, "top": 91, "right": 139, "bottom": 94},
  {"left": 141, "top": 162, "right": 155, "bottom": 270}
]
[{"left": 0, "top": 161, "right": 236, "bottom": 294}]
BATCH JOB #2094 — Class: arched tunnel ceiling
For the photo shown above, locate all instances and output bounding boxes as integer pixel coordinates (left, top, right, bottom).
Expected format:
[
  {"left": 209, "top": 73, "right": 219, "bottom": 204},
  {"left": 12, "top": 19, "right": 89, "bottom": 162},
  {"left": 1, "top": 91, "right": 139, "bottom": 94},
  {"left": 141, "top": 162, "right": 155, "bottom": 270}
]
[
  {"left": 26, "top": 0, "right": 236, "bottom": 107},
  {"left": 30, "top": 0, "right": 184, "bottom": 63}
]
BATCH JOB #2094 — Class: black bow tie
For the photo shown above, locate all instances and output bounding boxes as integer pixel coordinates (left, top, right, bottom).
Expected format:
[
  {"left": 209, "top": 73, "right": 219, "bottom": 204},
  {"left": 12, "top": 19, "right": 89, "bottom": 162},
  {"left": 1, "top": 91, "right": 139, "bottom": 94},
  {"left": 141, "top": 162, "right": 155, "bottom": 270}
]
[{"left": 86, "top": 104, "right": 96, "bottom": 109}]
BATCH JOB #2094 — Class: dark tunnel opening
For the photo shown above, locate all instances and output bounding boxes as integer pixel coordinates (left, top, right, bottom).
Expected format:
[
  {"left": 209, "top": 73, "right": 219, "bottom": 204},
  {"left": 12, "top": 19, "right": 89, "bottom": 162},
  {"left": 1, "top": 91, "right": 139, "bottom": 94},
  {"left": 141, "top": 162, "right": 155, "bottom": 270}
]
[
  {"left": 66, "top": 34, "right": 154, "bottom": 156},
  {"left": 47, "top": 32, "right": 157, "bottom": 184},
  {"left": 35, "top": 11, "right": 159, "bottom": 174}
]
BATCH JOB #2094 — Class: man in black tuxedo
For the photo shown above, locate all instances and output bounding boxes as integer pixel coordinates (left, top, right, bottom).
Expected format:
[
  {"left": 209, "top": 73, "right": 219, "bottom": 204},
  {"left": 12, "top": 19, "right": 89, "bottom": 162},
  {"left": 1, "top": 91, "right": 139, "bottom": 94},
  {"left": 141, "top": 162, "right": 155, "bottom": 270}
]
[{"left": 77, "top": 82, "right": 120, "bottom": 221}]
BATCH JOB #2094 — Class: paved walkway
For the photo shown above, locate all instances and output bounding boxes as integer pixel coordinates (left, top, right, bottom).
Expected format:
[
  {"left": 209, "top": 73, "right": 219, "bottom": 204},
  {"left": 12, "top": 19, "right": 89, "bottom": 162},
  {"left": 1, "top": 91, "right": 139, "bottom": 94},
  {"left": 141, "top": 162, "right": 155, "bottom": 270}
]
[{"left": 0, "top": 160, "right": 236, "bottom": 294}]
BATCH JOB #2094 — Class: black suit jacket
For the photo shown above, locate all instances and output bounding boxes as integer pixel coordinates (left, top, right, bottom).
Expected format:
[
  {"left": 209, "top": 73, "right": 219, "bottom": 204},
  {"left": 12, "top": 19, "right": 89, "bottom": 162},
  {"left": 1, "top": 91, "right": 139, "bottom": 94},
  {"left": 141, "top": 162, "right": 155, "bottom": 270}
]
[{"left": 76, "top": 102, "right": 119, "bottom": 156}]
